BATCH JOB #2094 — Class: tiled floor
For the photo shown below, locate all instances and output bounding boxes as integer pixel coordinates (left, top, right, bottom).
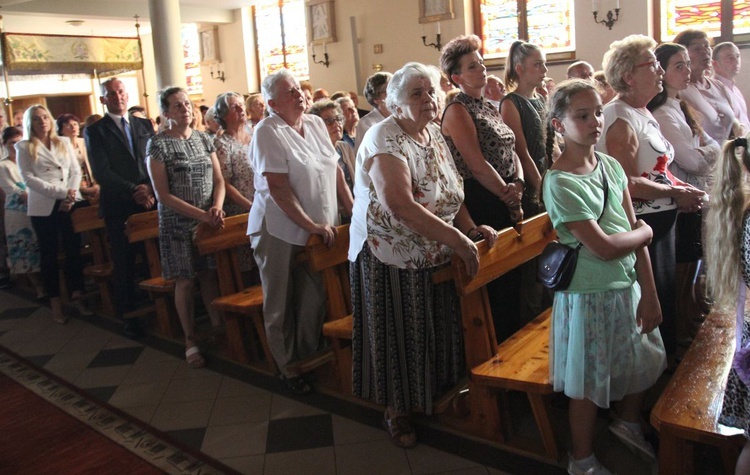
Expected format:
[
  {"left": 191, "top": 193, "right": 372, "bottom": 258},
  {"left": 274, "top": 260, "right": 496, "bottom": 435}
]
[{"left": 0, "top": 287, "right": 695, "bottom": 475}]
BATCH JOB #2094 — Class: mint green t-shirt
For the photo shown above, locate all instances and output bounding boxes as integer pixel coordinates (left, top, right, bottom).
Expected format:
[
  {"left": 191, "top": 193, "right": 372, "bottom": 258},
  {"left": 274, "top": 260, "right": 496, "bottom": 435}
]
[{"left": 542, "top": 153, "right": 637, "bottom": 293}]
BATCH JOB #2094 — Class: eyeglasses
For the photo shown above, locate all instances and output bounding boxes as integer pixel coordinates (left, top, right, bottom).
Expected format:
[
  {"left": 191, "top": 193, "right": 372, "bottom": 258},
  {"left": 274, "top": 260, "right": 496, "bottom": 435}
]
[
  {"left": 635, "top": 59, "right": 662, "bottom": 73},
  {"left": 323, "top": 115, "right": 344, "bottom": 125}
]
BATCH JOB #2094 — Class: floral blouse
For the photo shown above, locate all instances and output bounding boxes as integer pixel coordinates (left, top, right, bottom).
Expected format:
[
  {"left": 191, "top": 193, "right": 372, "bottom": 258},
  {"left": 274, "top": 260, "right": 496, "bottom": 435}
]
[
  {"left": 349, "top": 116, "right": 464, "bottom": 269},
  {"left": 215, "top": 133, "right": 254, "bottom": 217}
]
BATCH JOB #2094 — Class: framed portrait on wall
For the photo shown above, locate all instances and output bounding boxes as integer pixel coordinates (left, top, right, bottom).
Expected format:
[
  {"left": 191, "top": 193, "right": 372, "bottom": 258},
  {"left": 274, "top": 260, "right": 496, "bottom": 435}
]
[
  {"left": 419, "top": 0, "right": 455, "bottom": 23},
  {"left": 199, "top": 26, "right": 220, "bottom": 64},
  {"left": 307, "top": 0, "right": 336, "bottom": 45}
]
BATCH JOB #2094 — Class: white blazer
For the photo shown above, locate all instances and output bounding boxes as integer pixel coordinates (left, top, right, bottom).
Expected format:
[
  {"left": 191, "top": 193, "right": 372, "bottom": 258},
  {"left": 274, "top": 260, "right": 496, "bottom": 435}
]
[{"left": 16, "top": 137, "right": 81, "bottom": 217}]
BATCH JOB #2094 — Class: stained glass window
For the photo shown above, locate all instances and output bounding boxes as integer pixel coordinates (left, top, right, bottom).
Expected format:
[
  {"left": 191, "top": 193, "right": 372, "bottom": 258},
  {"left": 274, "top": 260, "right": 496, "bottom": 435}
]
[
  {"left": 255, "top": 0, "right": 309, "bottom": 81},
  {"left": 660, "top": 1, "right": 750, "bottom": 41},
  {"left": 479, "top": 0, "right": 575, "bottom": 60},
  {"left": 181, "top": 24, "right": 203, "bottom": 96}
]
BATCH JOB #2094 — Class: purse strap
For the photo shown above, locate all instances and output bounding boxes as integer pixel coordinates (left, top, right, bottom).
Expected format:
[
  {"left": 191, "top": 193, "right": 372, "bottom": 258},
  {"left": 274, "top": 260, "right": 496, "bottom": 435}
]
[
  {"left": 737, "top": 282, "right": 746, "bottom": 350},
  {"left": 575, "top": 153, "right": 609, "bottom": 250}
]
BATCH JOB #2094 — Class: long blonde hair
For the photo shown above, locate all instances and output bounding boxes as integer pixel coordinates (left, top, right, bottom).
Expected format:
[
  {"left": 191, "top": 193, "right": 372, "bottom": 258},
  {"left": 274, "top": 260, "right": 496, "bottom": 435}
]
[
  {"left": 23, "top": 104, "right": 68, "bottom": 161},
  {"left": 706, "top": 135, "right": 750, "bottom": 311}
]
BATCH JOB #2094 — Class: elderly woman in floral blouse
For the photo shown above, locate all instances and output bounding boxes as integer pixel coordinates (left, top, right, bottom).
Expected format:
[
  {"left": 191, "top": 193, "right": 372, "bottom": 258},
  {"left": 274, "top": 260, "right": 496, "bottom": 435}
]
[{"left": 349, "top": 62, "right": 497, "bottom": 448}]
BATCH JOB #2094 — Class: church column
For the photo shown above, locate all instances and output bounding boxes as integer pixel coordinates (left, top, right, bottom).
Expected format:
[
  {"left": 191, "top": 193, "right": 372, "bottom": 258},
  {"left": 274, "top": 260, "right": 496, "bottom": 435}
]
[{"left": 148, "top": 0, "right": 186, "bottom": 90}]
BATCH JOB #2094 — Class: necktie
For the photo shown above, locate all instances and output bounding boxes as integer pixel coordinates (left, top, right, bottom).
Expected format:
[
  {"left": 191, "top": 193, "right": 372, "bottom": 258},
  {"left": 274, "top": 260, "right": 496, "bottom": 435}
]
[{"left": 121, "top": 116, "right": 134, "bottom": 155}]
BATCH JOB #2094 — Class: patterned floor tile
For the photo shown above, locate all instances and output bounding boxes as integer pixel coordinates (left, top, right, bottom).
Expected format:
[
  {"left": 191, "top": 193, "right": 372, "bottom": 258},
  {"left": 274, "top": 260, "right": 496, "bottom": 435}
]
[
  {"left": 24, "top": 354, "right": 54, "bottom": 368},
  {"left": 163, "top": 427, "right": 207, "bottom": 450},
  {"left": 201, "top": 421, "right": 269, "bottom": 459},
  {"left": 88, "top": 346, "right": 144, "bottom": 368},
  {"left": 265, "top": 414, "right": 333, "bottom": 454},
  {"left": 84, "top": 385, "right": 119, "bottom": 403}
]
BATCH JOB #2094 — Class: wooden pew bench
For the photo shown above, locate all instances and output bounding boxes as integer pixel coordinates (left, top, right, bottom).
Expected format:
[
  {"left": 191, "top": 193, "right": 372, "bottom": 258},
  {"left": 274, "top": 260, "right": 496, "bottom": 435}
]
[
  {"left": 70, "top": 204, "right": 115, "bottom": 317},
  {"left": 650, "top": 308, "right": 746, "bottom": 474},
  {"left": 124, "top": 211, "right": 178, "bottom": 337},
  {"left": 444, "top": 213, "right": 558, "bottom": 460},
  {"left": 194, "top": 214, "right": 274, "bottom": 373},
  {"left": 304, "top": 225, "right": 352, "bottom": 393}
]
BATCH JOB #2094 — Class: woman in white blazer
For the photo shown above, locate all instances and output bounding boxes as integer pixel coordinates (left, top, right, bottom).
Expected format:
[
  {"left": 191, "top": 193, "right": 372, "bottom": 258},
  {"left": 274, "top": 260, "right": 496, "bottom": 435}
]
[{"left": 16, "top": 104, "right": 89, "bottom": 323}]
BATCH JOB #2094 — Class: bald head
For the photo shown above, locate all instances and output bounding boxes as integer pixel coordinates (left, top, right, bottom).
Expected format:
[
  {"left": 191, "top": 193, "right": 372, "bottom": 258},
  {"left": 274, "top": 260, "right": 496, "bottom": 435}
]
[{"left": 567, "top": 61, "right": 594, "bottom": 81}]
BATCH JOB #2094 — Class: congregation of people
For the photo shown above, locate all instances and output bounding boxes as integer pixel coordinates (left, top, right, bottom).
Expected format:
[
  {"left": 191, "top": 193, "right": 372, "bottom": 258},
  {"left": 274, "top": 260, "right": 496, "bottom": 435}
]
[{"left": 0, "top": 28, "right": 749, "bottom": 475}]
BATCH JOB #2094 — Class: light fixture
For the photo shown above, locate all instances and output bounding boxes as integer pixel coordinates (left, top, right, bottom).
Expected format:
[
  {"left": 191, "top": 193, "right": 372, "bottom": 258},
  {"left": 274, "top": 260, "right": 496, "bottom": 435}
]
[
  {"left": 66, "top": 20, "right": 85, "bottom": 27},
  {"left": 592, "top": 1, "right": 620, "bottom": 30}
]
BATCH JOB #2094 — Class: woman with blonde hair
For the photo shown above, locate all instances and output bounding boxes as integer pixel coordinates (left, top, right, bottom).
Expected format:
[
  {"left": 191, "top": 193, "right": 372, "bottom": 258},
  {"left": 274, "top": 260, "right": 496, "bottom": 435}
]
[
  {"left": 501, "top": 40, "right": 552, "bottom": 211},
  {"left": 16, "top": 105, "right": 89, "bottom": 323},
  {"left": 705, "top": 135, "right": 750, "bottom": 475},
  {"left": 596, "top": 34, "right": 705, "bottom": 359}
]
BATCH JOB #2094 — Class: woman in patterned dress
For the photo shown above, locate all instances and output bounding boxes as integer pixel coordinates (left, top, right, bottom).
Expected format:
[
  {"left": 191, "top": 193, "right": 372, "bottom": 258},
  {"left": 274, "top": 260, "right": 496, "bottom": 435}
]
[
  {"left": 0, "top": 126, "right": 44, "bottom": 297},
  {"left": 213, "top": 92, "right": 255, "bottom": 273},
  {"left": 147, "top": 87, "right": 226, "bottom": 368},
  {"left": 705, "top": 134, "right": 750, "bottom": 475},
  {"left": 349, "top": 62, "right": 498, "bottom": 448},
  {"left": 439, "top": 34, "right": 525, "bottom": 340}
]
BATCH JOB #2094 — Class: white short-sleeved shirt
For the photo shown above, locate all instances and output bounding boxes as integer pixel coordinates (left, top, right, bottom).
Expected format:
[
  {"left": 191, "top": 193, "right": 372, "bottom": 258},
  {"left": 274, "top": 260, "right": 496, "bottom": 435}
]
[
  {"left": 247, "top": 112, "right": 339, "bottom": 246},
  {"left": 716, "top": 74, "right": 750, "bottom": 132},
  {"left": 354, "top": 107, "right": 386, "bottom": 153},
  {"left": 680, "top": 78, "right": 736, "bottom": 142},
  {"left": 597, "top": 99, "right": 676, "bottom": 216}
]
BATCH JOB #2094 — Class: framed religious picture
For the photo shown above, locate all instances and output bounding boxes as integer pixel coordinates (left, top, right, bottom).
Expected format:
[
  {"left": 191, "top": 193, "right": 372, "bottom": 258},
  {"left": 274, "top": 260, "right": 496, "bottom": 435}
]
[
  {"left": 199, "top": 26, "right": 220, "bottom": 64},
  {"left": 418, "top": 0, "right": 455, "bottom": 23},
  {"left": 307, "top": 0, "right": 336, "bottom": 45}
]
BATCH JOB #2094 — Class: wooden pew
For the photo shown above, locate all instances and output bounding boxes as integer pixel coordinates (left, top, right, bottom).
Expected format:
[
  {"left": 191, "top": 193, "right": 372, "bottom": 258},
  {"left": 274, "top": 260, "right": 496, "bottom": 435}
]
[
  {"left": 70, "top": 204, "right": 114, "bottom": 317},
  {"left": 194, "top": 214, "right": 274, "bottom": 373},
  {"left": 124, "top": 211, "right": 178, "bottom": 337},
  {"left": 305, "top": 225, "right": 352, "bottom": 393},
  {"left": 445, "top": 213, "right": 558, "bottom": 460},
  {"left": 650, "top": 308, "right": 746, "bottom": 474}
]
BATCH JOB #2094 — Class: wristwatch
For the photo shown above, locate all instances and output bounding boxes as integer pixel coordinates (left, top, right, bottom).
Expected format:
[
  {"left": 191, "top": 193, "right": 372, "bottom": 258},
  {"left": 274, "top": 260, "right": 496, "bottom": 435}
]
[{"left": 512, "top": 176, "right": 525, "bottom": 189}]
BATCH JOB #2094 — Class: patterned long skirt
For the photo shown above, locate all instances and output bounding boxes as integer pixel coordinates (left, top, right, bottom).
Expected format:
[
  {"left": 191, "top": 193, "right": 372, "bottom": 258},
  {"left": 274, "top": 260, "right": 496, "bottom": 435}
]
[{"left": 351, "top": 244, "right": 465, "bottom": 415}]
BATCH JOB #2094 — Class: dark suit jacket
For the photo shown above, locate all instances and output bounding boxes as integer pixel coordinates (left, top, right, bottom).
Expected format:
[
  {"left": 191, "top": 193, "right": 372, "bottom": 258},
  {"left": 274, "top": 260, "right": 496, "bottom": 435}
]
[{"left": 85, "top": 114, "right": 155, "bottom": 218}]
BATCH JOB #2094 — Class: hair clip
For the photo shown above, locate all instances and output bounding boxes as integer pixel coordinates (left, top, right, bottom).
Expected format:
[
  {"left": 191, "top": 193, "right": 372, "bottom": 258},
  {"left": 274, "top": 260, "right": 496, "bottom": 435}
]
[{"left": 734, "top": 137, "right": 748, "bottom": 148}]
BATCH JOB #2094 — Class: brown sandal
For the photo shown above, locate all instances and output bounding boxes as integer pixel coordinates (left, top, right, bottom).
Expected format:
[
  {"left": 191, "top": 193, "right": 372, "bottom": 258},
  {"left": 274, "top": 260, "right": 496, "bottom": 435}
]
[{"left": 383, "top": 410, "right": 417, "bottom": 448}]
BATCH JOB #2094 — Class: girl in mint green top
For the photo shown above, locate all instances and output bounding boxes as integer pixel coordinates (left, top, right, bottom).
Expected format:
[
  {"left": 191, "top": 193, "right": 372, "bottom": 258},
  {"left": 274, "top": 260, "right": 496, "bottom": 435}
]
[{"left": 543, "top": 80, "right": 666, "bottom": 475}]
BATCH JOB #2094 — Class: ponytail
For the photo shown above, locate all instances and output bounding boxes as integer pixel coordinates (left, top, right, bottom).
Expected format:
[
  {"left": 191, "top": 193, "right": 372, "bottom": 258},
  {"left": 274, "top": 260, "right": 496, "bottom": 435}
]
[{"left": 706, "top": 136, "right": 750, "bottom": 311}]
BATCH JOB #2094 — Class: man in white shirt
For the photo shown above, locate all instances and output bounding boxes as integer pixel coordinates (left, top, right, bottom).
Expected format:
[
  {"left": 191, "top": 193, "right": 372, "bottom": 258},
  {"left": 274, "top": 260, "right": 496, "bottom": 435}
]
[{"left": 712, "top": 41, "right": 749, "bottom": 132}]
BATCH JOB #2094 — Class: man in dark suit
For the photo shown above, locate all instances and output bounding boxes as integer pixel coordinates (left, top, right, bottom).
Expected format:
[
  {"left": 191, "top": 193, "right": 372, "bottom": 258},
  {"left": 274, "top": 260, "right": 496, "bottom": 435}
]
[{"left": 85, "top": 78, "right": 155, "bottom": 338}]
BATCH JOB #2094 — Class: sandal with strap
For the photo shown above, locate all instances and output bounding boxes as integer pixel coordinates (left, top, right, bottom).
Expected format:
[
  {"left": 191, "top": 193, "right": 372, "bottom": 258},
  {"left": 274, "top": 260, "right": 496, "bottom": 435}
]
[
  {"left": 185, "top": 346, "right": 205, "bottom": 369},
  {"left": 383, "top": 410, "right": 417, "bottom": 448}
]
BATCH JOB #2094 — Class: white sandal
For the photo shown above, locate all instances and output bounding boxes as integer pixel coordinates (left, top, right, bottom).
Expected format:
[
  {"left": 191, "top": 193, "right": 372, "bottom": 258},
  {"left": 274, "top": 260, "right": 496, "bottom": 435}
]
[{"left": 185, "top": 346, "right": 205, "bottom": 369}]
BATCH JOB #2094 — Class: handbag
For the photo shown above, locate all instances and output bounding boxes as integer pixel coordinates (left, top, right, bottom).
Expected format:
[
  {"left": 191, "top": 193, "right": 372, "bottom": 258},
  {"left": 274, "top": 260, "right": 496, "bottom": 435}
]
[{"left": 538, "top": 154, "right": 609, "bottom": 291}]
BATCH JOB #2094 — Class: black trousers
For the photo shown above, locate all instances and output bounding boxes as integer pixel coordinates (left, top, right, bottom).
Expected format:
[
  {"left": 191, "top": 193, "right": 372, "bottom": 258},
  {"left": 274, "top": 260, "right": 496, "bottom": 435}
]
[
  {"left": 641, "top": 209, "right": 678, "bottom": 355},
  {"left": 30, "top": 200, "right": 85, "bottom": 299},
  {"left": 104, "top": 214, "right": 146, "bottom": 319}
]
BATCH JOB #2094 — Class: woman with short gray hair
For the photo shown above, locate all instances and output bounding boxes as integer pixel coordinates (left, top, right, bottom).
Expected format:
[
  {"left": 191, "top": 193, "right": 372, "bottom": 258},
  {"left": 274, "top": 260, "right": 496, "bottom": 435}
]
[
  {"left": 213, "top": 92, "right": 253, "bottom": 217},
  {"left": 349, "top": 61, "right": 497, "bottom": 448},
  {"left": 249, "top": 68, "right": 349, "bottom": 395}
]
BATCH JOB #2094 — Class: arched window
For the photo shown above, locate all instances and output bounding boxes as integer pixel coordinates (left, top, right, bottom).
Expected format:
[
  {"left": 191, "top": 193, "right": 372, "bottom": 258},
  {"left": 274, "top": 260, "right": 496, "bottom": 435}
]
[
  {"left": 254, "top": 0, "right": 310, "bottom": 80},
  {"left": 656, "top": 1, "right": 750, "bottom": 43},
  {"left": 474, "top": 0, "right": 576, "bottom": 63}
]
